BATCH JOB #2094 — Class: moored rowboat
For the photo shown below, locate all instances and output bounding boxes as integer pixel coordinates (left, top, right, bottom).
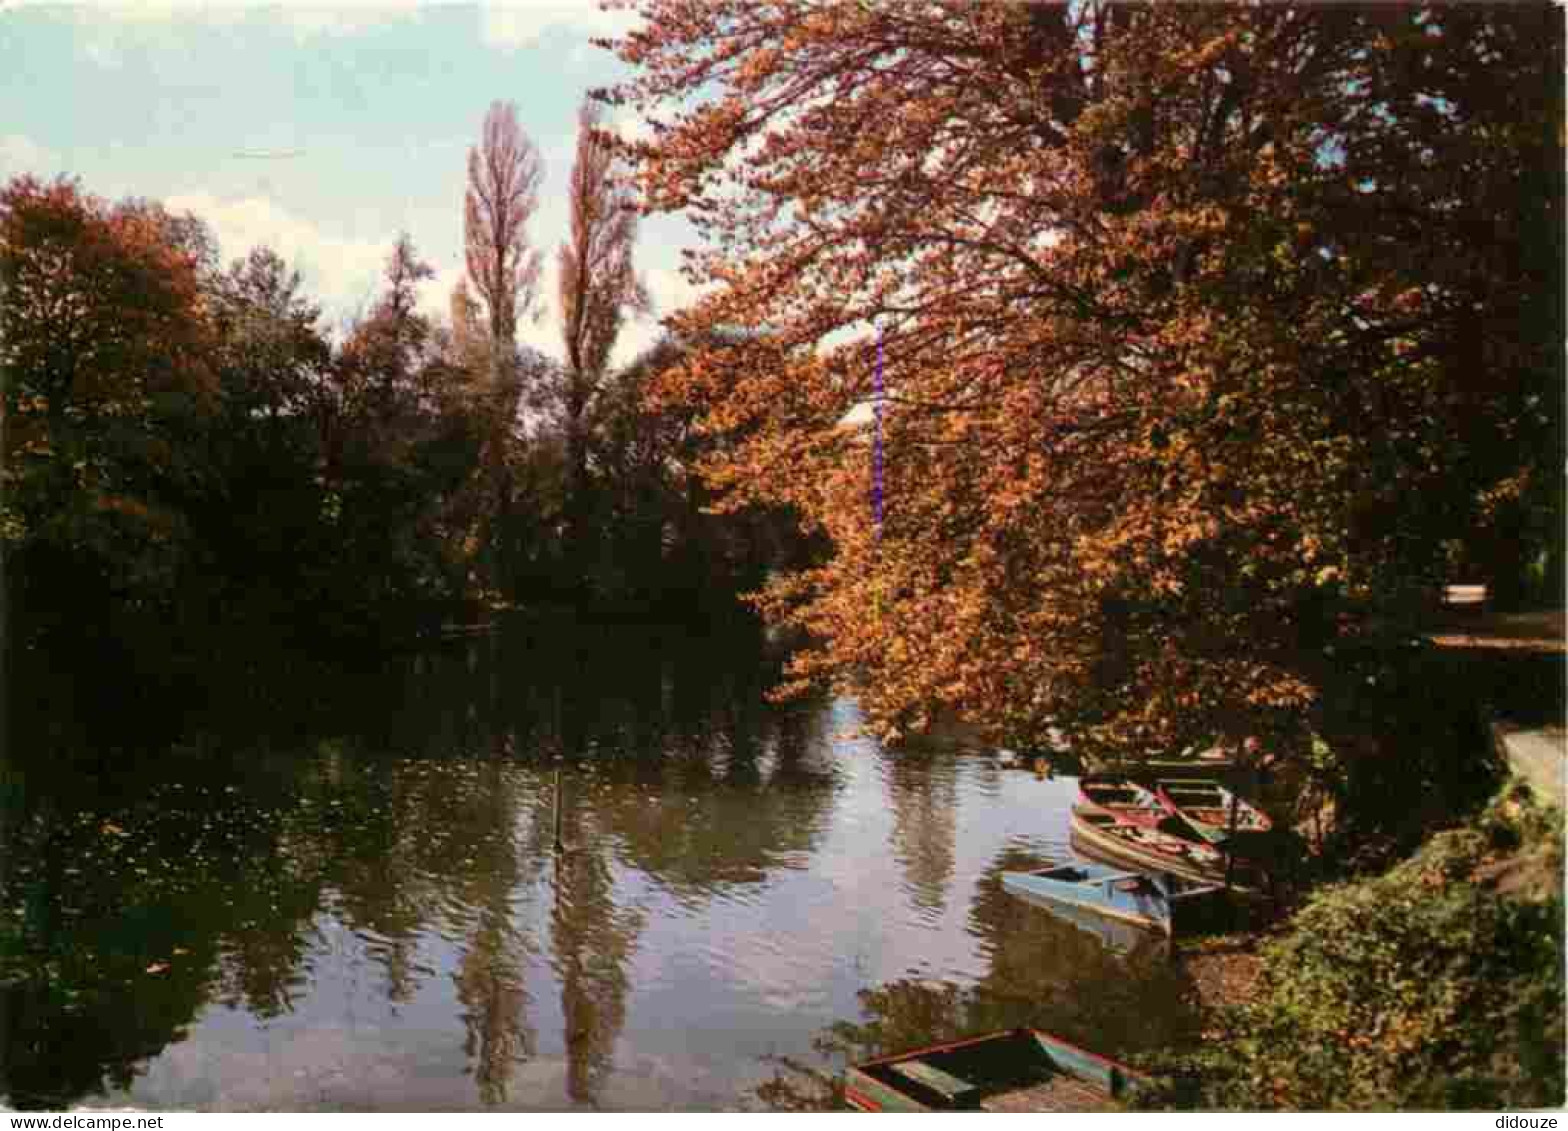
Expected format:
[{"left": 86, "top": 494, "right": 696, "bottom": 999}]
[
  {"left": 1154, "top": 777, "right": 1272, "bottom": 842},
  {"left": 1002, "top": 861, "right": 1225, "bottom": 937},
  {"left": 1073, "top": 774, "right": 1170, "bottom": 828},
  {"left": 1069, "top": 809, "right": 1245, "bottom": 889},
  {"left": 844, "top": 1028, "right": 1147, "bottom": 1112}
]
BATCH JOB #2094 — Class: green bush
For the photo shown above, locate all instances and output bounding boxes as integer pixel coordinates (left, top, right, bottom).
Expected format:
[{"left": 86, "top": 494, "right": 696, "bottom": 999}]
[{"left": 1141, "top": 784, "right": 1564, "bottom": 1110}]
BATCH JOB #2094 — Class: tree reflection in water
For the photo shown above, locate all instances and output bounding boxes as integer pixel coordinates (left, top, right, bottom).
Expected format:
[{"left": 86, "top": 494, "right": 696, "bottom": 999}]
[
  {"left": 754, "top": 844, "right": 1200, "bottom": 1111},
  {"left": 881, "top": 749, "right": 960, "bottom": 919},
  {"left": 447, "top": 761, "right": 540, "bottom": 1105},
  {"left": 548, "top": 836, "right": 642, "bottom": 1106},
  {"left": 1, "top": 618, "right": 909, "bottom": 1111},
  {"left": 540, "top": 624, "right": 836, "bottom": 1107},
  {"left": 0, "top": 753, "right": 328, "bottom": 1109}
]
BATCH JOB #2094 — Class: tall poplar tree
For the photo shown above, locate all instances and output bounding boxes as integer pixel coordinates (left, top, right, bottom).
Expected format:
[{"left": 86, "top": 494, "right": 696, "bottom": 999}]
[
  {"left": 465, "top": 100, "right": 545, "bottom": 395},
  {"left": 556, "top": 97, "right": 649, "bottom": 580},
  {"left": 463, "top": 101, "right": 546, "bottom": 592}
]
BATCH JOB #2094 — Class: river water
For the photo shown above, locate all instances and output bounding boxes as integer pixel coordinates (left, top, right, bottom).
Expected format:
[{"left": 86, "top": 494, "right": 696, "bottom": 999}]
[{"left": 1, "top": 617, "right": 1197, "bottom": 1110}]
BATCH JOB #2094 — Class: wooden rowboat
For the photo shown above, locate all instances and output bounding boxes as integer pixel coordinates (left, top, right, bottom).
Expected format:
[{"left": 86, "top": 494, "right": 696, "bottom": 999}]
[
  {"left": 1073, "top": 774, "right": 1170, "bottom": 828},
  {"left": 844, "top": 1028, "right": 1147, "bottom": 1112},
  {"left": 1002, "top": 861, "right": 1224, "bottom": 938},
  {"left": 1069, "top": 809, "right": 1245, "bottom": 889},
  {"left": 1008, "top": 885, "right": 1156, "bottom": 954},
  {"left": 1154, "top": 777, "right": 1272, "bottom": 842}
]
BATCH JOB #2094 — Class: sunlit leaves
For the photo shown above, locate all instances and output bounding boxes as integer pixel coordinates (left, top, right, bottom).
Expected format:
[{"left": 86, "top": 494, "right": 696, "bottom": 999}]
[
  {"left": 604, "top": 2, "right": 1562, "bottom": 761},
  {"left": 1, "top": 175, "right": 216, "bottom": 594}
]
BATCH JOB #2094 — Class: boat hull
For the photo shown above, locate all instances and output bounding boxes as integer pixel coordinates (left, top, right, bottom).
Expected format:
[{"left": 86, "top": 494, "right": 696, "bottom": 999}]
[
  {"left": 1002, "top": 870, "right": 1169, "bottom": 934},
  {"left": 1003, "top": 862, "right": 1227, "bottom": 942},
  {"left": 1014, "top": 890, "right": 1162, "bottom": 954},
  {"left": 1069, "top": 810, "right": 1239, "bottom": 889},
  {"left": 844, "top": 1028, "right": 1146, "bottom": 1113}
]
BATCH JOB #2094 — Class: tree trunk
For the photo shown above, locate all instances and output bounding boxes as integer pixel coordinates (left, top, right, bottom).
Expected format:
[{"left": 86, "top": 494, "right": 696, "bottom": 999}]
[{"left": 564, "top": 379, "right": 589, "bottom": 598}]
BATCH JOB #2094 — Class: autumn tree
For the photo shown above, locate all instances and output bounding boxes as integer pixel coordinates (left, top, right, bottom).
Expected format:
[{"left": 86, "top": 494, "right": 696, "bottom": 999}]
[
  {"left": 1, "top": 176, "right": 217, "bottom": 649},
  {"left": 194, "top": 244, "right": 336, "bottom": 635},
  {"left": 602, "top": 2, "right": 1564, "bottom": 763},
  {"left": 594, "top": 330, "right": 818, "bottom": 608},
  {"left": 317, "top": 234, "right": 486, "bottom": 629},
  {"left": 448, "top": 278, "right": 491, "bottom": 391},
  {"left": 462, "top": 101, "right": 547, "bottom": 595},
  {"left": 465, "top": 101, "right": 545, "bottom": 381},
  {"left": 555, "top": 97, "right": 649, "bottom": 584}
]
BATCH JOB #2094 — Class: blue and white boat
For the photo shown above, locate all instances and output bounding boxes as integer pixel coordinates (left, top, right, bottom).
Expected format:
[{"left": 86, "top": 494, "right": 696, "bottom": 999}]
[{"left": 1001, "top": 861, "right": 1226, "bottom": 937}]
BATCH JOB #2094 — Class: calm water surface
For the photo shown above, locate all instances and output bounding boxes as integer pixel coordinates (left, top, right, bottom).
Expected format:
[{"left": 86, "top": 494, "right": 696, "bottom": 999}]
[{"left": 2, "top": 619, "right": 1196, "bottom": 1110}]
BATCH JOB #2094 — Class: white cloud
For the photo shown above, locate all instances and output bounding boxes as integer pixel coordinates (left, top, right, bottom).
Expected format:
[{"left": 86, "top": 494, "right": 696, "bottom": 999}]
[
  {"left": 538, "top": 134, "right": 580, "bottom": 175},
  {"left": 609, "top": 103, "right": 656, "bottom": 147},
  {"left": 165, "top": 190, "right": 391, "bottom": 321},
  {"left": 415, "top": 262, "right": 466, "bottom": 325},
  {"left": 0, "top": 134, "right": 63, "bottom": 178},
  {"left": 81, "top": 37, "right": 125, "bottom": 69},
  {"left": 162, "top": 189, "right": 674, "bottom": 369},
  {"left": 280, "top": 4, "right": 423, "bottom": 43},
  {"left": 59, "top": 2, "right": 421, "bottom": 50},
  {"left": 56, "top": 2, "right": 220, "bottom": 21},
  {"left": 480, "top": 2, "right": 638, "bottom": 53},
  {"left": 642, "top": 265, "right": 698, "bottom": 322},
  {"left": 612, "top": 312, "right": 660, "bottom": 366}
]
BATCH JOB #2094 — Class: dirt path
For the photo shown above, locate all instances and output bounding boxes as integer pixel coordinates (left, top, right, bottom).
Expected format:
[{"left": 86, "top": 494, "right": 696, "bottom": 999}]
[
  {"left": 1426, "top": 608, "right": 1566, "bottom": 653},
  {"left": 1179, "top": 935, "right": 1266, "bottom": 1013}
]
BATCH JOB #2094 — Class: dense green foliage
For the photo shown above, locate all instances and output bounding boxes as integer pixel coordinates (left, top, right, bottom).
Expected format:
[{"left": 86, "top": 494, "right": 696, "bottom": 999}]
[
  {"left": 1140, "top": 783, "right": 1564, "bottom": 1111},
  {"left": 1, "top": 175, "right": 797, "bottom": 689}
]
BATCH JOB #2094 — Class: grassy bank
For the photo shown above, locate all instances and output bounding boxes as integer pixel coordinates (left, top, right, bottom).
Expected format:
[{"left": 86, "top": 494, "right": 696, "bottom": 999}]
[{"left": 1148, "top": 780, "right": 1564, "bottom": 1110}]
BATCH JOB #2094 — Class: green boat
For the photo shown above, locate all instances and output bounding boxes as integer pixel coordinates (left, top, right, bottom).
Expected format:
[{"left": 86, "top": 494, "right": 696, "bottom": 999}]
[
  {"left": 1155, "top": 777, "right": 1272, "bottom": 842},
  {"left": 843, "top": 1028, "right": 1147, "bottom": 1112}
]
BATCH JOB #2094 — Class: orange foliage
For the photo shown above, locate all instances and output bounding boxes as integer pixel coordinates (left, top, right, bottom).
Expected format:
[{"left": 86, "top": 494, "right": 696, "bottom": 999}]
[
  {"left": 2, "top": 175, "right": 217, "bottom": 581},
  {"left": 601, "top": 3, "right": 1562, "bottom": 759}
]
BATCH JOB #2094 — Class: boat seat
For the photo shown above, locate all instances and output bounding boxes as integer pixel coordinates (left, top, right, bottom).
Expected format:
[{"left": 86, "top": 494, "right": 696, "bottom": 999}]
[
  {"left": 890, "top": 1059, "right": 981, "bottom": 1105},
  {"left": 1107, "top": 876, "right": 1157, "bottom": 892}
]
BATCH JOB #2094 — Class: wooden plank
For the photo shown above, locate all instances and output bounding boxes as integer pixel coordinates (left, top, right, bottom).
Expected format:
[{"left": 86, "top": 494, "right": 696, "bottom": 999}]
[
  {"left": 979, "top": 1074, "right": 1116, "bottom": 1113},
  {"left": 844, "top": 1073, "right": 923, "bottom": 1113},
  {"left": 1442, "top": 583, "right": 1489, "bottom": 608},
  {"left": 889, "top": 1058, "right": 979, "bottom": 1103}
]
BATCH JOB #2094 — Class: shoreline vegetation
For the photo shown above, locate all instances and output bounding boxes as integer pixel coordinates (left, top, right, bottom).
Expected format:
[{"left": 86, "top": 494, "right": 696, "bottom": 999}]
[
  {"left": 744, "top": 616, "right": 1564, "bottom": 1111},
  {"left": 1146, "top": 620, "right": 1564, "bottom": 1109},
  {"left": 1153, "top": 777, "right": 1563, "bottom": 1111}
]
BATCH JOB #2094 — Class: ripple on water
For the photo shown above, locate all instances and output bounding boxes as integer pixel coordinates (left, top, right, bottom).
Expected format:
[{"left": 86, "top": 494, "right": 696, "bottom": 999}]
[{"left": 8, "top": 626, "right": 1198, "bottom": 1114}]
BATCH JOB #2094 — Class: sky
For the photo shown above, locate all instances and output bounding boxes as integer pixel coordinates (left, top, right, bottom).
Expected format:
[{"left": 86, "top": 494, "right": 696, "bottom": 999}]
[{"left": 0, "top": 0, "right": 700, "bottom": 366}]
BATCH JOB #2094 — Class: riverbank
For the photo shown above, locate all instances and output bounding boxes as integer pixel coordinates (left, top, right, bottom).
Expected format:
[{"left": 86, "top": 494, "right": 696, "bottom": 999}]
[
  {"left": 1155, "top": 777, "right": 1564, "bottom": 1109},
  {"left": 1178, "top": 934, "right": 1265, "bottom": 1015}
]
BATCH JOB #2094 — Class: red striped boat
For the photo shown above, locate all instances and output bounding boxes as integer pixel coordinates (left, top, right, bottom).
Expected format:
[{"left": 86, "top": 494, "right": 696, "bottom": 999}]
[{"left": 1072, "top": 774, "right": 1170, "bottom": 828}]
